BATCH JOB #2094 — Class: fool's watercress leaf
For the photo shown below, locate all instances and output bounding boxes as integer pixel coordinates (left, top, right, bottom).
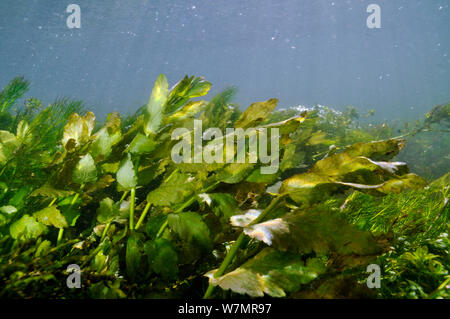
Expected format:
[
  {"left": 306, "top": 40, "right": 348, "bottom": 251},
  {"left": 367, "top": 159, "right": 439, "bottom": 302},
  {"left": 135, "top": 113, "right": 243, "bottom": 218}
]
[
  {"left": 116, "top": 154, "right": 137, "bottom": 190},
  {"left": 206, "top": 248, "right": 327, "bottom": 297},
  {"left": 35, "top": 240, "right": 52, "bottom": 257},
  {"left": 146, "top": 171, "right": 204, "bottom": 207},
  {"left": 34, "top": 206, "right": 68, "bottom": 228},
  {"left": 204, "top": 193, "right": 241, "bottom": 220},
  {"left": 0, "top": 130, "right": 20, "bottom": 165},
  {"left": 10, "top": 215, "right": 47, "bottom": 240},
  {"left": 61, "top": 207, "right": 80, "bottom": 227},
  {"left": 216, "top": 162, "right": 255, "bottom": 184},
  {"left": 72, "top": 153, "right": 97, "bottom": 185},
  {"left": 344, "top": 138, "right": 405, "bottom": 161},
  {"left": 126, "top": 133, "right": 157, "bottom": 155},
  {"left": 166, "top": 100, "right": 207, "bottom": 123},
  {"left": 144, "top": 238, "right": 178, "bottom": 280},
  {"left": 145, "top": 74, "right": 169, "bottom": 136},
  {"left": 166, "top": 76, "right": 211, "bottom": 114},
  {"left": 90, "top": 127, "right": 122, "bottom": 160},
  {"left": 16, "top": 120, "right": 32, "bottom": 145},
  {"left": 30, "top": 185, "right": 74, "bottom": 198},
  {"left": 0, "top": 205, "right": 17, "bottom": 215},
  {"left": 62, "top": 112, "right": 95, "bottom": 149},
  {"left": 234, "top": 99, "right": 278, "bottom": 129},
  {"left": 167, "top": 212, "right": 213, "bottom": 252},
  {"left": 126, "top": 232, "right": 145, "bottom": 281},
  {"left": 97, "top": 197, "right": 120, "bottom": 224},
  {"left": 145, "top": 214, "right": 167, "bottom": 239},
  {"left": 242, "top": 209, "right": 383, "bottom": 255}
]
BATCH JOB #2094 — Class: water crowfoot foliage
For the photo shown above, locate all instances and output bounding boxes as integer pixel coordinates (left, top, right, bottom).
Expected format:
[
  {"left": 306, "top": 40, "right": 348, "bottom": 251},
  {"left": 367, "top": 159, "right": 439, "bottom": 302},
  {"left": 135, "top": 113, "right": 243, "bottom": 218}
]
[{"left": 0, "top": 75, "right": 447, "bottom": 299}]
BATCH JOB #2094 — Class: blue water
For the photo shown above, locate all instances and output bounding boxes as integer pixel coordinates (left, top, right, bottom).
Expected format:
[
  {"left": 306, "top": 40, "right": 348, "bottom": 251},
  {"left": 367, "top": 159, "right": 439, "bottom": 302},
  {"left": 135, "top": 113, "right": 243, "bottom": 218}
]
[{"left": 0, "top": 0, "right": 449, "bottom": 120}]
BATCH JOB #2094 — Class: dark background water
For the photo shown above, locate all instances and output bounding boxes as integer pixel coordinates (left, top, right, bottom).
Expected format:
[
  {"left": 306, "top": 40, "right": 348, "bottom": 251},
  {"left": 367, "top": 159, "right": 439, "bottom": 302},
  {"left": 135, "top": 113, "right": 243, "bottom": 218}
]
[{"left": 0, "top": 0, "right": 449, "bottom": 120}]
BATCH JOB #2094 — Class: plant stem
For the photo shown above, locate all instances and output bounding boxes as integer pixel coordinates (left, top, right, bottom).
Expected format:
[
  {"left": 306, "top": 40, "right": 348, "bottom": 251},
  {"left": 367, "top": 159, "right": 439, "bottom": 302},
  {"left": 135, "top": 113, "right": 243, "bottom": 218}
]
[
  {"left": 119, "top": 190, "right": 129, "bottom": 204},
  {"left": 202, "top": 194, "right": 285, "bottom": 299},
  {"left": 135, "top": 202, "right": 151, "bottom": 230},
  {"left": 48, "top": 197, "right": 57, "bottom": 207},
  {"left": 203, "top": 232, "right": 246, "bottom": 299},
  {"left": 156, "top": 220, "right": 168, "bottom": 238},
  {"left": 129, "top": 187, "right": 136, "bottom": 230},
  {"left": 56, "top": 228, "right": 64, "bottom": 246},
  {"left": 100, "top": 222, "right": 111, "bottom": 242},
  {"left": 57, "top": 186, "right": 82, "bottom": 245}
]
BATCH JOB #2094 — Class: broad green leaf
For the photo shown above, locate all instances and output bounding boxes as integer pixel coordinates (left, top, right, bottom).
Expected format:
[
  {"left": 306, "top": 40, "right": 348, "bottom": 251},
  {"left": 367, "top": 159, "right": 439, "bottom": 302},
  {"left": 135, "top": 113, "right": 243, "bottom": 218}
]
[
  {"left": 216, "top": 162, "right": 255, "bottom": 184},
  {"left": 234, "top": 99, "right": 278, "bottom": 128},
  {"left": 145, "top": 214, "right": 168, "bottom": 239},
  {"left": 116, "top": 154, "right": 137, "bottom": 190},
  {"left": 146, "top": 171, "right": 204, "bottom": 207},
  {"left": 34, "top": 206, "right": 68, "bottom": 228},
  {"left": 167, "top": 212, "right": 212, "bottom": 252},
  {"left": 126, "top": 133, "right": 157, "bottom": 155},
  {"left": 10, "top": 215, "right": 47, "bottom": 240},
  {"left": 0, "top": 130, "right": 20, "bottom": 165},
  {"left": 16, "top": 120, "right": 32, "bottom": 145},
  {"left": 35, "top": 240, "right": 52, "bottom": 257},
  {"left": 97, "top": 197, "right": 120, "bottom": 224},
  {"left": 145, "top": 74, "right": 168, "bottom": 135},
  {"left": 206, "top": 248, "right": 327, "bottom": 297},
  {"left": 166, "top": 100, "right": 207, "bottom": 123},
  {"left": 144, "top": 238, "right": 178, "bottom": 280},
  {"left": 126, "top": 232, "right": 145, "bottom": 281},
  {"left": 30, "top": 185, "right": 74, "bottom": 198},
  {"left": 0, "top": 205, "right": 17, "bottom": 215},
  {"left": 242, "top": 210, "right": 383, "bottom": 255},
  {"left": 344, "top": 138, "right": 405, "bottom": 161},
  {"left": 62, "top": 112, "right": 95, "bottom": 149},
  {"left": 61, "top": 207, "right": 81, "bottom": 227},
  {"left": 166, "top": 76, "right": 211, "bottom": 113},
  {"left": 72, "top": 153, "right": 97, "bottom": 184},
  {"left": 280, "top": 140, "right": 426, "bottom": 207},
  {"left": 204, "top": 193, "right": 241, "bottom": 220},
  {"left": 91, "top": 128, "right": 121, "bottom": 159}
]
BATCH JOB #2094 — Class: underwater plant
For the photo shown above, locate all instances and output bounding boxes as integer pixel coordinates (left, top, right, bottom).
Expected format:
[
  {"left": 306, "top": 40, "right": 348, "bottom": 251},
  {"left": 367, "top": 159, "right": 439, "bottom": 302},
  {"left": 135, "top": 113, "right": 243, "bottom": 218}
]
[{"left": 0, "top": 75, "right": 447, "bottom": 299}]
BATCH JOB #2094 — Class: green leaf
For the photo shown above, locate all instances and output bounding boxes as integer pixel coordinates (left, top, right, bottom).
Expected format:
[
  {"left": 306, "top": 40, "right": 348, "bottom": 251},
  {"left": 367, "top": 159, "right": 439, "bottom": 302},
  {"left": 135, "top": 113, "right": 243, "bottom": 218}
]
[
  {"left": 126, "top": 232, "right": 145, "bottom": 281},
  {"left": 10, "top": 215, "right": 47, "bottom": 240},
  {"left": 166, "top": 100, "right": 207, "bottom": 123},
  {"left": 62, "top": 112, "right": 95, "bottom": 149},
  {"left": 116, "top": 154, "right": 137, "bottom": 190},
  {"left": 216, "top": 162, "right": 255, "bottom": 184},
  {"left": 206, "top": 248, "right": 327, "bottom": 297},
  {"left": 61, "top": 207, "right": 81, "bottom": 227},
  {"left": 126, "top": 133, "right": 157, "bottom": 155},
  {"left": 146, "top": 171, "right": 204, "bottom": 207},
  {"left": 97, "top": 197, "right": 120, "bottom": 224},
  {"left": 72, "top": 153, "right": 97, "bottom": 184},
  {"left": 0, "top": 205, "right": 17, "bottom": 215},
  {"left": 204, "top": 193, "right": 241, "bottom": 220},
  {"left": 145, "top": 74, "right": 169, "bottom": 135},
  {"left": 30, "top": 185, "right": 74, "bottom": 198},
  {"left": 16, "top": 120, "right": 32, "bottom": 145},
  {"left": 344, "top": 138, "right": 405, "bottom": 161},
  {"left": 280, "top": 139, "right": 426, "bottom": 207},
  {"left": 242, "top": 210, "right": 383, "bottom": 255},
  {"left": 144, "top": 238, "right": 178, "bottom": 280},
  {"left": 0, "top": 130, "right": 20, "bottom": 165},
  {"left": 34, "top": 206, "right": 68, "bottom": 228},
  {"left": 145, "top": 214, "right": 167, "bottom": 239},
  {"left": 167, "top": 212, "right": 212, "bottom": 252},
  {"left": 234, "top": 98, "right": 278, "bottom": 128},
  {"left": 35, "top": 240, "right": 52, "bottom": 257},
  {"left": 166, "top": 76, "right": 211, "bottom": 114}
]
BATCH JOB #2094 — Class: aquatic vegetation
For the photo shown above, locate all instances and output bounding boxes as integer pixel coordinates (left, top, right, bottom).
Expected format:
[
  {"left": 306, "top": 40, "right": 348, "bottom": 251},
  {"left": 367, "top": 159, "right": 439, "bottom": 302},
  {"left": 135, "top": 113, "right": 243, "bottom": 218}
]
[{"left": 0, "top": 75, "right": 447, "bottom": 299}]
